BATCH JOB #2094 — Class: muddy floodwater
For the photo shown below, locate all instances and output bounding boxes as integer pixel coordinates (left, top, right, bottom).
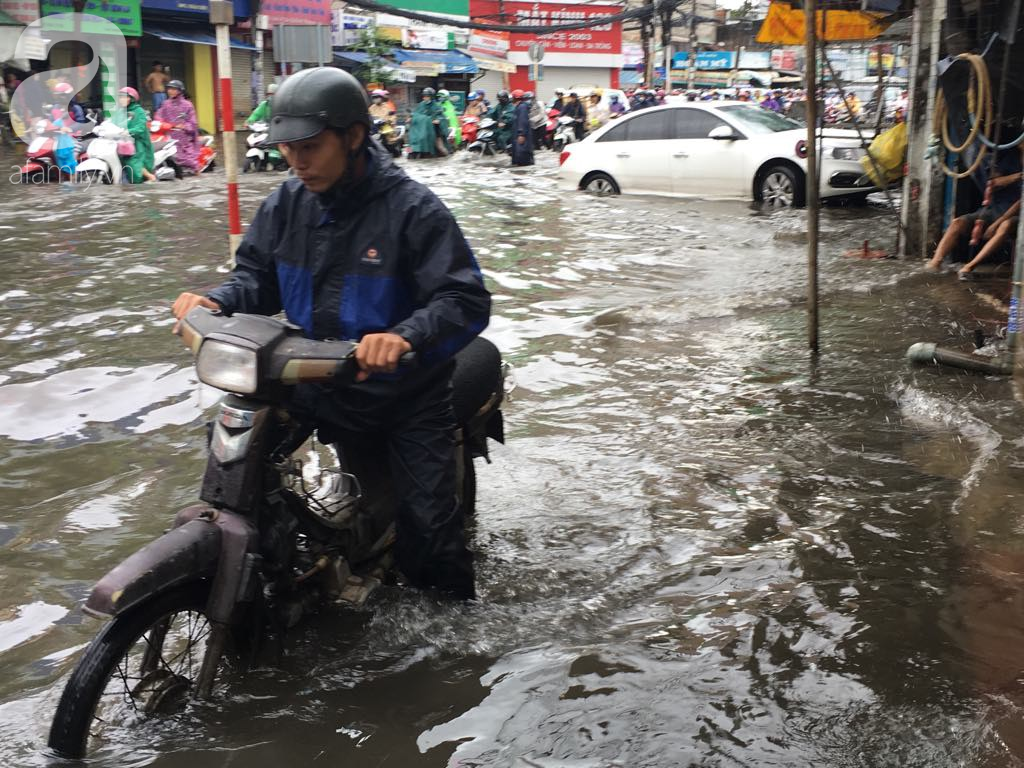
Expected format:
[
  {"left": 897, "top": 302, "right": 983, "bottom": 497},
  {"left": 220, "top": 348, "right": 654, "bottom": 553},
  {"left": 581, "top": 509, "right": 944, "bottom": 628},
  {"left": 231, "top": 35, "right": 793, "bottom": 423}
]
[{"left": 3, "top": 149, "right": 1024, "bottom": 767}]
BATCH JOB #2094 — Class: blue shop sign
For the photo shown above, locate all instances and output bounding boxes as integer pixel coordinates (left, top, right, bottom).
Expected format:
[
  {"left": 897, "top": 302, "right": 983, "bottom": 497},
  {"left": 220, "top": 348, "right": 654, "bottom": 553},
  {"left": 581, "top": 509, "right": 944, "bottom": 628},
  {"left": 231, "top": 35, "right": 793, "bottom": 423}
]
[
  {"left": 142, "top": 0, "right": 251, "bottom": 17},
  {"left": 696, "top": 50, "right": 736, "bottom": 70}
]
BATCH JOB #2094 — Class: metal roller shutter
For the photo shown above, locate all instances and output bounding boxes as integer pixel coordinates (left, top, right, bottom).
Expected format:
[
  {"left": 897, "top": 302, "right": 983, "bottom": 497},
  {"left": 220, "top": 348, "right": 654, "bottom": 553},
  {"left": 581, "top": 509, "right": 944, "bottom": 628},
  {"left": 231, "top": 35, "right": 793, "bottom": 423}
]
[
  {"left": 471, "top": 69, "right": 505, "bottom": 98},
  {"left": 537, "top": 67, "right": 611, "bottom": 101},
  {"left": 231, "top": 48, "right": 254, "bottom": 117}
]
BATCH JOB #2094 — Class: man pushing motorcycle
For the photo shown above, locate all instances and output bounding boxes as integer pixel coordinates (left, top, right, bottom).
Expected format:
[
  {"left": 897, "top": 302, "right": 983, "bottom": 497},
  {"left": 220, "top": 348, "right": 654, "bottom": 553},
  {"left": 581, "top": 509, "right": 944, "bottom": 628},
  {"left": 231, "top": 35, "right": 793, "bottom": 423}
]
[{"left": 171, "top": 67, "right": 491, "bottom": 600}]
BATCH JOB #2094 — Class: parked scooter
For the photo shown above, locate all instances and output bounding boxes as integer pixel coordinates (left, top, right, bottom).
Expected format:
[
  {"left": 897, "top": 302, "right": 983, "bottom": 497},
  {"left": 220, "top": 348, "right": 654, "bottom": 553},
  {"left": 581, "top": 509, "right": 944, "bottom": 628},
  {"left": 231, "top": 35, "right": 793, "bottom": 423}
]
[
  {"left": 551, "top": 114, "right": 578, "bottom": 153},
  {"left": 243, "top": 121, "right": 286, "bottom": 172},
  {"left": 47, "top": 307, "right": 506, "bottom": 760},
  {"left": 467, "top": 116, "right": 499, "bottom": 157}
]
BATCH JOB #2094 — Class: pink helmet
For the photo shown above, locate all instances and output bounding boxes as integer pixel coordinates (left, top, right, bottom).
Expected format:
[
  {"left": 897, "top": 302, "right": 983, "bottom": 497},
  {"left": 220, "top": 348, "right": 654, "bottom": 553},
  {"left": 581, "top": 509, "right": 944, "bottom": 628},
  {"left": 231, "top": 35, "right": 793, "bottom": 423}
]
[
  {"left": 119, "top": 86, "right": 139, "bottom": 101},
  {"left": 53, "top": 82, "right": 74, "bottom": 94}
]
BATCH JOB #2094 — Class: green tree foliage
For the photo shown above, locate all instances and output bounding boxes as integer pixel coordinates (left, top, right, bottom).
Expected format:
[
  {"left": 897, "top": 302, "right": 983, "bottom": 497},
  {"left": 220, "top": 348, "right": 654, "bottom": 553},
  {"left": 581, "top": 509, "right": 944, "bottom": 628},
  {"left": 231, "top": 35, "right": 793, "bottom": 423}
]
[{"left": 348, "top": 29, "right": 398, "bottom": 86}]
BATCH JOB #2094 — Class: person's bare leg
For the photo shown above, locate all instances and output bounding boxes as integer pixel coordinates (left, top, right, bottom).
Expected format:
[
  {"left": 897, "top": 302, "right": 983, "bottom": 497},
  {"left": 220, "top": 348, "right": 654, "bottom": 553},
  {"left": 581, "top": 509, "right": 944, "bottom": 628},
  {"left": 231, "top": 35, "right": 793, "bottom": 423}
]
[
  {"left": 926, "top": 216, "right": 971, "bottom": 270},
  {"left": 958, "top": 218, "right": 1017, "bottom": 276}
]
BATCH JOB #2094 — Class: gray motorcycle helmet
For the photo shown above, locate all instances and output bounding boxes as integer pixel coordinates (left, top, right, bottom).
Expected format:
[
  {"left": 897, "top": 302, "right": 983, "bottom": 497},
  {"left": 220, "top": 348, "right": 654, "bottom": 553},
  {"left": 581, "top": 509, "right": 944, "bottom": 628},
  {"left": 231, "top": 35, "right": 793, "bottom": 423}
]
[
  {"left": 422, "top": 87, "right": 436, "bottom": 97},
  {"left": 266, "top": 67, "right": 370, "bottom": 144},
  {"left": 167, "top": 79, "right": 185, "bottom": 91}
]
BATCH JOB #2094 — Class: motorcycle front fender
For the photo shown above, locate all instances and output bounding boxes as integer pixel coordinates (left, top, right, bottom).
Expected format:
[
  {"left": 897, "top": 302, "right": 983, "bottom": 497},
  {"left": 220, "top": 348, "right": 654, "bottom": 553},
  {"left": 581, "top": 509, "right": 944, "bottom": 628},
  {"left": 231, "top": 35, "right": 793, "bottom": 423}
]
[
  {"left": 245, "top": 148, "right": 263, "bottom": 158},
  {"left": 84, "top": 515, "right": 222, "bottom": 619}
]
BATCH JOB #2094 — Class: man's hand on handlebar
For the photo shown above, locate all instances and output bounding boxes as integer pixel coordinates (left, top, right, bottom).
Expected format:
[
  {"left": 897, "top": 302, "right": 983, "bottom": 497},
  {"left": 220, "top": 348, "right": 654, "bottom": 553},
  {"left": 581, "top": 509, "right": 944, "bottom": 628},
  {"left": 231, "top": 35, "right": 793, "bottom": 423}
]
[
  {"left": 171, "top": 293, "right": 220, "bottom": 334},
  {"left": 355, "top": 333, "right": 412, "bottom": 382}
]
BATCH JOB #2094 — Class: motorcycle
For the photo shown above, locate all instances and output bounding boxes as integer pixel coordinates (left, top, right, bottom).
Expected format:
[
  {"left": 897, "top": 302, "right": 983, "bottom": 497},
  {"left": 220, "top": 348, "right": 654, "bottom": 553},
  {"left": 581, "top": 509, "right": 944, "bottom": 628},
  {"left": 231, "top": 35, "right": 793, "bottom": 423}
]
[
  {"left": 461, "top": 115, "right": 479, "bottom": 146},
  {"left": 197, "top": 133, "right": 216, "bottom": 173},
  {"left": 18, "top": 117, "right": 93, "bottom": 183},
  {"left": 544, "top": 108, "right": 560, "bottom": 150},
  {"left": 467, "top": 116, "right": 498, "bottom": 157},
  {"left": 148, "top": 120, "right": 180, "bottom": 181},
  {"left": 74, "top": 119, "right": 128, "bottom": 185},
  {"left": 373, "top": 118, "right": 405, "bottom": 159},
  {"left": 243, "top": 120, "right": 286, "bottom": 172},
  {"left": 551, "top": 115, "right": 578, "bottom": 153},
  {"left": 47, "top": 307, "right": 506, "bottom": 760}
]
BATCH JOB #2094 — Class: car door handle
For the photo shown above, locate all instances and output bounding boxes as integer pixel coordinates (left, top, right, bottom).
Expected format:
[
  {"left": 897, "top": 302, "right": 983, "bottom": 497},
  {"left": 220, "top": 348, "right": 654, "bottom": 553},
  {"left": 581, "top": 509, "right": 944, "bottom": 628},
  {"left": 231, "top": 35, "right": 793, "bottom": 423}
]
[
  {"left": 673, "top": 152, "right": 689, "bottom": 158},
  {"left": 616, "top": 153, "right": 630, "bottom": 158}
]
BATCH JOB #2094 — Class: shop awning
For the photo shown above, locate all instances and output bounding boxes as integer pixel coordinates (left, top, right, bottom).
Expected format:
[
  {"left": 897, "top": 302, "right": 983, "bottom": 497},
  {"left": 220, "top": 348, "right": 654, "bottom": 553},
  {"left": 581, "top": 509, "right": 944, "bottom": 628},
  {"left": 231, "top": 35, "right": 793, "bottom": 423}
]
[
  {"left": 333, "top": 49, "right": 370, "bottom": 66},
  {"left": 390, "top": 48, "right": 477, "bottom": 75},
  {"left": 459, "top": 50, "right": 515, "bottom": 74},
  {"left": 145, "top": 24, "right": 257, "bottom": 51}
]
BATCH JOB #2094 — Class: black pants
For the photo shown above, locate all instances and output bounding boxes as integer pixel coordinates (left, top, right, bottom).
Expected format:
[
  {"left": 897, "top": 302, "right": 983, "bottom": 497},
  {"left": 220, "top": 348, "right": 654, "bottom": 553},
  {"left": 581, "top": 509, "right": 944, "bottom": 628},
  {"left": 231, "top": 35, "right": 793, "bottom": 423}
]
[{"left": 297, "top": 372, "right": 475, "bottom": 599}]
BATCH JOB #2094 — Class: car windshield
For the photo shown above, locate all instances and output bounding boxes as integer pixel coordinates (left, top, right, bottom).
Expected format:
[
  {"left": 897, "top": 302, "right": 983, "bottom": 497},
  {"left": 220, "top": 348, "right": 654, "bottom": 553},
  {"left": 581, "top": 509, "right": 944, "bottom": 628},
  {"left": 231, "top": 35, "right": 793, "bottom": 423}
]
[{"left": 717, "top": 105, "right": 803, "bottom": 134}]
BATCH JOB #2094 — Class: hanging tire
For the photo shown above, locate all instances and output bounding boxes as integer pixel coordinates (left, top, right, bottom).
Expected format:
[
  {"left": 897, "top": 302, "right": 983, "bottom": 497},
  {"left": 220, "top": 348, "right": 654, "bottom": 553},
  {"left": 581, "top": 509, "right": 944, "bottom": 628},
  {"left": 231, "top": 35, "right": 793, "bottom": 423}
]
[
  {"left": 48, "top": 584, "right": 214, "bottom": 760},
  {"left": 756, "top": 164, "right": 805, "bottom": 208},
  {"left": 582, "top": 172, "right": 620, "bottom": 197}
]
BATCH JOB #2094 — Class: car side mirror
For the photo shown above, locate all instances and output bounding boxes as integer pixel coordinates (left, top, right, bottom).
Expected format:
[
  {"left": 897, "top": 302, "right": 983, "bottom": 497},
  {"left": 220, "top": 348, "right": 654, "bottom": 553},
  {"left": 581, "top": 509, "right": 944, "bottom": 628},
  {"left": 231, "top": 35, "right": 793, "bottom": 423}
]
[{"left": 708, "top": 125, "right": 739, "bottom": 140}]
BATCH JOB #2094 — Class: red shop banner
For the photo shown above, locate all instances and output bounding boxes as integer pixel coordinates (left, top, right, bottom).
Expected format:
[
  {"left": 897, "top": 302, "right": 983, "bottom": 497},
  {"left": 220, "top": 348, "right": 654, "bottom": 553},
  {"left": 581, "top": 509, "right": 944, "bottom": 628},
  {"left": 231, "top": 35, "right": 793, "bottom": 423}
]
[
  {"left": 261, "top": 0, "right": 331, "bottom": 26},
  {"left": 471, "top": 0, "right": 622, "bottom": 56}
]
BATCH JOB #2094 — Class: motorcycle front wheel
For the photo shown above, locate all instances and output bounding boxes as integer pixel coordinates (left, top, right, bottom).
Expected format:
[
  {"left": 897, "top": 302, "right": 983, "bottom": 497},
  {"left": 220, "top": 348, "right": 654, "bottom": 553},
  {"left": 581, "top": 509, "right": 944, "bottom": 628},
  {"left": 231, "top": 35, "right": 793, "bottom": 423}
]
[{"left": 48, "top": 584, "right": 215, "bottom": 760}]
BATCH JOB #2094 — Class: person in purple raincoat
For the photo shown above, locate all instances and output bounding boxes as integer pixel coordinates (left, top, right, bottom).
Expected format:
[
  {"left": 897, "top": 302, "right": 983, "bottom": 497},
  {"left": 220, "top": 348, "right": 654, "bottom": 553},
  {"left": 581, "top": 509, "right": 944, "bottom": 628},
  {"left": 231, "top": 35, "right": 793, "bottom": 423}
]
[{"left": 155, "top": 79, "right": 200, "bottom": 173}]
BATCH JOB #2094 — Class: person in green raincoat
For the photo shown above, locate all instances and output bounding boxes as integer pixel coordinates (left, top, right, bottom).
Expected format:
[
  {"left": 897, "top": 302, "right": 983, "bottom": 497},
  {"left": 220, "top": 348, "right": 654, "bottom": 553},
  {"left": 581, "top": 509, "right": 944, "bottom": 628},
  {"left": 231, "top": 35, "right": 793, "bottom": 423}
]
[
  {"left": 246, "top": 82, "right": 276, "bottom": 126},
  {"left": 437, "top": 89, "right": 461, "bottom": 149},
  {"left": 408, "top": 87, "right": 447, "bottom": 158},
  {"left": 116, "top": 87, "right": 156, "bottom": 183},
  {"left": 487, "top": 90, "right": 515, "bottom": 152}
]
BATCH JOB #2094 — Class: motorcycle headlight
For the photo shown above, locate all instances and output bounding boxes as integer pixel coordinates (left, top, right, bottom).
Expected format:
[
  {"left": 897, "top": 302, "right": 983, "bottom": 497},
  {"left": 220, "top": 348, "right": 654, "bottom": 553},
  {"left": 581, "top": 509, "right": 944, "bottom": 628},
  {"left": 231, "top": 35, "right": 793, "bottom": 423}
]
[
  {"left": 196, "top": 339, "right": 258, "bottom": 394},
  {"left": 830, "top": 146, "right": 866, "bottom": 161}
]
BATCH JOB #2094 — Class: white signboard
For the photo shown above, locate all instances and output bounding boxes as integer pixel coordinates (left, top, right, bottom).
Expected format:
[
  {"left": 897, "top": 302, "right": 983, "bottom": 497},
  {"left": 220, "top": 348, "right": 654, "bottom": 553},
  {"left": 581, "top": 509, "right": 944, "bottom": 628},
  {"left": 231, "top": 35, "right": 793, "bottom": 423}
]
[
  {"left": 402, "top": 27, "right": 450, "bottom": 50},
  {"left": 330, "top": 11, "right": 372, "bottom": 47}
]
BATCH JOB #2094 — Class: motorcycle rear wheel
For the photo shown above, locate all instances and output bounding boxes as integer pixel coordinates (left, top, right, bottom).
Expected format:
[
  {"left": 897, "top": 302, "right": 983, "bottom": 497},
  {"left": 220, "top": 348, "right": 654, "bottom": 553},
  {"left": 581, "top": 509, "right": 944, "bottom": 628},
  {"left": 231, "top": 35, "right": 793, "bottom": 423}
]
[{"left": 48, "top": 584, "right": 214, "bottom": 760}]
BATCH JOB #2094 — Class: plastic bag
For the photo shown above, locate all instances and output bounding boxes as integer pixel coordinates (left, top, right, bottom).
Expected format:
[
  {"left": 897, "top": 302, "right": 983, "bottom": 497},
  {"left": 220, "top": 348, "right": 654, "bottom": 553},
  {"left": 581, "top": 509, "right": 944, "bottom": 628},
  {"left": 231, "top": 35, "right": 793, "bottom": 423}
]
[
  {"left": 859, "top": 121, "right": 907, "bottom": 187},
  {"left": 117, "top": 138, "right": 135, "bottom": 156}
]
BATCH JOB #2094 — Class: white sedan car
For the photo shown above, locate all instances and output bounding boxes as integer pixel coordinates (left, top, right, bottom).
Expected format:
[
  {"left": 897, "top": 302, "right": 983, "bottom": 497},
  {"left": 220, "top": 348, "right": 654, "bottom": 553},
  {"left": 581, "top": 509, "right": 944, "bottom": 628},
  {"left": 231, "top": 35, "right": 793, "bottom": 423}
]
[{"left": 557, "top": 101, "right": 876, "bottom": 207}]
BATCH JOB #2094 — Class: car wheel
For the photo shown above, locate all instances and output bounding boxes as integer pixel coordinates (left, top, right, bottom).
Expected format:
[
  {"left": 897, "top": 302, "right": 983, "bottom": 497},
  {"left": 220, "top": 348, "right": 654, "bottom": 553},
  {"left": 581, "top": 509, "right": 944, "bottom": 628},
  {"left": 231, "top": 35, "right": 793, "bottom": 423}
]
[
  {"left": 582, "top": 172, "right": 620, "bottom": 197},
  {"left": 758, "top": 165, "right": 804, "bottom": 208}
]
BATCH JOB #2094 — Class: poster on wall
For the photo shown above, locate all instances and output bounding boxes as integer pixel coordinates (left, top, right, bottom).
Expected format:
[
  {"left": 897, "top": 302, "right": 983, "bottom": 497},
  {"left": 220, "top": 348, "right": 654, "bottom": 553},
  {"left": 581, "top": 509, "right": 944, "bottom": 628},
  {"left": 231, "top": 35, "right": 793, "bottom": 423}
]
[
  {"left": 39, "top": 0, "right": 141, "bottom": 36},
  {"left": 471, "top": 0, "right": 622, "bottom": 56}
]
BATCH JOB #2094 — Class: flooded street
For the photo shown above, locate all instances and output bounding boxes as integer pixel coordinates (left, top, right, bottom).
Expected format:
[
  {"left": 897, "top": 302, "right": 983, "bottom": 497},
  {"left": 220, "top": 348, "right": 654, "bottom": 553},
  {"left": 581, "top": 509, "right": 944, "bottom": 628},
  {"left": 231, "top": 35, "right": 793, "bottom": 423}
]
[{"left": 4, "top": 148, "right": 1024, "bottom": 767}]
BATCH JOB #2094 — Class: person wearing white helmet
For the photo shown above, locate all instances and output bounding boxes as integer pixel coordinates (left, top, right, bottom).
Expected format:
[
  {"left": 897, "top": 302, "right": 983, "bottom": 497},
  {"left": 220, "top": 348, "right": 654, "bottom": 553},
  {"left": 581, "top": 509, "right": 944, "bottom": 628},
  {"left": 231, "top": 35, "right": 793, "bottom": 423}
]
[
  {"left": 436, "top": 88, "right": 461, "bottom": 148},
  {"left": 368, "top": 88, "right": 395, "bottom": 126},
  {"left": 246, "top": 81, "right": 278, "bottom": 127}
]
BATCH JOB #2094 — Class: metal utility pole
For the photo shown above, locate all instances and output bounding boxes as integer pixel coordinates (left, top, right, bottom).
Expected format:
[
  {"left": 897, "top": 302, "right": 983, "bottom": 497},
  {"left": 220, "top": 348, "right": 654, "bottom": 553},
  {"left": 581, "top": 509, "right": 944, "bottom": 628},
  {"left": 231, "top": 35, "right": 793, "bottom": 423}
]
[
  {"left": 804, "top": 0, "right": 819, "bottom": 353},
  {"left": 211, "top": 0, "right": 242, "bottom": 263},
  {"left": 660, "top": 0, "right": 675, "bottom": 89},
  {"left": 687, "top": 0, "right": 697, "bottom": 90},
  {"left": 641, "top": 0, "right": 655, "bottom": 86}
]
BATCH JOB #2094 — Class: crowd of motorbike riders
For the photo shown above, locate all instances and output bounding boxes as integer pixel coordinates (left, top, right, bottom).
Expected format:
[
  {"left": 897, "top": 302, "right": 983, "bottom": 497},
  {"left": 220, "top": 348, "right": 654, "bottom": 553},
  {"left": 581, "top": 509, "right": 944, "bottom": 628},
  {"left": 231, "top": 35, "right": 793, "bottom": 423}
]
[
  {"left": 3, "top": 70, "right": 211, "bottom": 184},
  {"left": 366, "top": 85, "right": 669, "bottom": 167}
]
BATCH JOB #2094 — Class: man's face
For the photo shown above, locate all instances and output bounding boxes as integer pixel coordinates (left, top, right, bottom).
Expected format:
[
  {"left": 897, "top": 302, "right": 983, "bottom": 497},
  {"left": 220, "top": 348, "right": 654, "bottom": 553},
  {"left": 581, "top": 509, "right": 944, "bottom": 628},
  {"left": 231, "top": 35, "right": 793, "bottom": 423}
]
[{"left": 279, "top": 127, "right": 362, "bottom": 194}]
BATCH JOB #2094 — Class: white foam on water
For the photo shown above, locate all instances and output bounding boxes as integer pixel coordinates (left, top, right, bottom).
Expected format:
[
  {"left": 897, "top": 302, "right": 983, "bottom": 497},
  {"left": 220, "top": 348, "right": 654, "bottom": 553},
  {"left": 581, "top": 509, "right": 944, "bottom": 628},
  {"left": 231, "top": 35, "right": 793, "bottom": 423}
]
[{"left": 0, "top": 601, "right": 68, "bottom": 653}]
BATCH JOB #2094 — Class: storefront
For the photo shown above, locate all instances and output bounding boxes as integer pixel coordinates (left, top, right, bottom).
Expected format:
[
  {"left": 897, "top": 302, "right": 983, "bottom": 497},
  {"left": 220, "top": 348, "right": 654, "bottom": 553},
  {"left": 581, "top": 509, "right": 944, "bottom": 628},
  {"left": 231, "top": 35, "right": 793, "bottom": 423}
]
[
  {"left": 469, "top": 0, "right": 623, "bottom": 98},
  {"left": 139, "top": 0, "right": 255, "bottom": 132}
]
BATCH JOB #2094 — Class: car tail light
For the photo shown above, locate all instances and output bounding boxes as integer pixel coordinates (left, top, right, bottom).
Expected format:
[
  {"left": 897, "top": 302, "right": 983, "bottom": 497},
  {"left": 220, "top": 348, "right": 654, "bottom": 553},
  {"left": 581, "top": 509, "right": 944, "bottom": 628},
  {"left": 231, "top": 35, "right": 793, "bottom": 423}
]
[
  {"left": 794, "top": 139, "right": 808, "bottom": 159},
  {"left": 559, "top": 149, "right": 571, "bottom": 166}
]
